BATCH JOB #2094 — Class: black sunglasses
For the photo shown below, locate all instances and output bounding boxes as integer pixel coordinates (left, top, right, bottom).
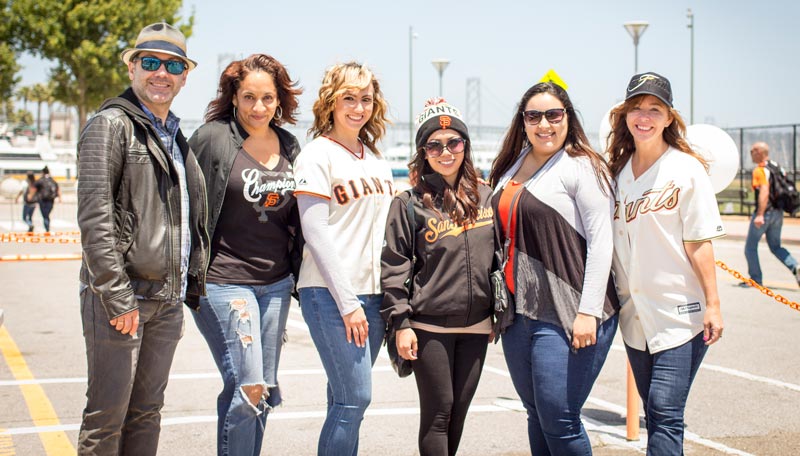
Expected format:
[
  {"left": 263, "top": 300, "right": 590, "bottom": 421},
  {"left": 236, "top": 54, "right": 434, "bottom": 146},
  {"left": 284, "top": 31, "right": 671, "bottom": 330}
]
[
  {"left": 521, "top": 108, "right": 566, "bottom": 126},
  {"left": 136, "top": 56, "right": 187, "bottom": 75},
  {"left": 423, "top": 137, "right": 466, "bottom": 158}
]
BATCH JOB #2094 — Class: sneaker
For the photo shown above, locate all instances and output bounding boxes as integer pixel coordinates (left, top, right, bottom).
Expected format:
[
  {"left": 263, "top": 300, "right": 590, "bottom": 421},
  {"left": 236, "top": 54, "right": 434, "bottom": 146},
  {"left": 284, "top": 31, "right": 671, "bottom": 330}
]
[
  {"left": 737, "top": 282, "right": 751, "bottom": 288},
  {"left": 795, "top": 267, "right": 800, "bottom": 286}
]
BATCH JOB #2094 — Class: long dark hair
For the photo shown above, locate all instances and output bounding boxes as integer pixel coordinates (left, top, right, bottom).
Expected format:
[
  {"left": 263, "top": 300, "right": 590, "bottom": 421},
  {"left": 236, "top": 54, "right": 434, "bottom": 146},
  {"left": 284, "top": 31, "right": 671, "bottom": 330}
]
[
  {"left": 408, "top": 139, "right": 480, "bottom": 225},
  {"left": 204, "top": 54, "right": 302, "bottom": 126},
  {"left": 607, "top": 95, "right": 707, "bottom": 178},
  {"left": 489, "top": 82, "right": 611, "bottom": 194}
]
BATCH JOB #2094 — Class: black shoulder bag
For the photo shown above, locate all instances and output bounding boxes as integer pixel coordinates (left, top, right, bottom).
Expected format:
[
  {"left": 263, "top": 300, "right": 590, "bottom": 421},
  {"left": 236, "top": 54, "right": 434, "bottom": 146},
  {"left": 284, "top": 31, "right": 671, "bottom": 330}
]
[
  {"left": 491, "top": 188, "right": 523, "bottom": 342},
  {"left": 385, "top": 191, "right": 415, "bottom": 378}
]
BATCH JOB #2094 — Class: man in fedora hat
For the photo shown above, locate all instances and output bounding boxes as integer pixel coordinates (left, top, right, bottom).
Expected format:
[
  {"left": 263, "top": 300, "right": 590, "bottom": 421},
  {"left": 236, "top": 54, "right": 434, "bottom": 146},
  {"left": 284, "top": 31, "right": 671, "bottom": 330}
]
[{"left": 76, "top": 22, "right": 208, "bottom": 455}]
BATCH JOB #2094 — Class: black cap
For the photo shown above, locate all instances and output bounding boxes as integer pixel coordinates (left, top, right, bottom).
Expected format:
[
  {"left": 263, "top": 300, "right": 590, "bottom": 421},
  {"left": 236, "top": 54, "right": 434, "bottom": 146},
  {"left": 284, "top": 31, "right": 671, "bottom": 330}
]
[{"left": 625, "top": 72, "right": 673, "bottom": 107}]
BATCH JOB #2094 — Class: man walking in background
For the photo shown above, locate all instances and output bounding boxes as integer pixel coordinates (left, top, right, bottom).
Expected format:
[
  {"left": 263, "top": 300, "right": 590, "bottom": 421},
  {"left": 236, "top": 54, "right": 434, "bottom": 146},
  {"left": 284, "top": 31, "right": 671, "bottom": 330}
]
[
  {"left": 76, "top": 22, "right": 208, "bottom": 455},
  {"left": 34, "top": 166, "right": 59, "bottom": 232},
  {"left": 742, "top": 141, "right": 800, "bottom": 287}
]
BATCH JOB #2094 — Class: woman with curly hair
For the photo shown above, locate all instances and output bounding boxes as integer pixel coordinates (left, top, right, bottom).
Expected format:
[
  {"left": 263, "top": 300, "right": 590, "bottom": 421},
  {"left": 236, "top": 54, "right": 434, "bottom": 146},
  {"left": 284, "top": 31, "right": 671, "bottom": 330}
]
[{"left": 292, "top": 61, "right": 395, "bottom": 456}]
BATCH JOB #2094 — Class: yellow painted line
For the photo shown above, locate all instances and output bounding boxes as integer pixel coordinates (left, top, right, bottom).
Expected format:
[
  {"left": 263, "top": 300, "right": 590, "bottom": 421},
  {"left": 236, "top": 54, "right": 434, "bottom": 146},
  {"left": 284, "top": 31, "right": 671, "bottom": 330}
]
[
  {"left": 0, "top": 430, "right": 14, "bottom": 456},
  {"left": 0, "top": 326, "right": 75, "bottom": 455}
]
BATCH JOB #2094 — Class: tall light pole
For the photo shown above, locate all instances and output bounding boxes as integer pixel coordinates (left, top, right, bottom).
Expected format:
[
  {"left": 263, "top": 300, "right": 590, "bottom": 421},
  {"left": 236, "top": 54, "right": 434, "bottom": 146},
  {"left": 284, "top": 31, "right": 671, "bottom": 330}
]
[
  {"left": 409, "top": 26, "right": 417, "bottom": 157},
  {"left": 431, "top": 59, "right": 450, "bottom": 97},
  {"left": 687, "top": 9, "right": 695, "bottom": 124},
  {"left": 623, "top": 21, "right": 649, "bottom": 73}
]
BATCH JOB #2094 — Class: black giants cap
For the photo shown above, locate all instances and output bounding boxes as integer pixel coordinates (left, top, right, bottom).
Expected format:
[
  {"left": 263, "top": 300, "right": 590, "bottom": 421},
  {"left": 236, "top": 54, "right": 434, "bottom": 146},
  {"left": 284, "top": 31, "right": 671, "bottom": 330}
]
[{"left": 625, "top": 72, "right": 673, "bottom": 107}]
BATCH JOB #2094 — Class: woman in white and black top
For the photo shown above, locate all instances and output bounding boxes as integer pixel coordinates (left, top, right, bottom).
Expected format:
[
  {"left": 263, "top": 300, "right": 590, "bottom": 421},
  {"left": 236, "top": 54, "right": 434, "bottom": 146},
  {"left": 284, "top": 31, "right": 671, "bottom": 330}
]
[{"left": 489, "top": 82, "right": 619, "bottom": 456}]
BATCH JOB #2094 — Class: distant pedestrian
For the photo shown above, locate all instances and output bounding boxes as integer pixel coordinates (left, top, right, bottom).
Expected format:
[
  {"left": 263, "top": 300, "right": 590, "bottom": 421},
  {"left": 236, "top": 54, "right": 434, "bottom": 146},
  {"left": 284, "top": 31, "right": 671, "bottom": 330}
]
[
  {"left": 76, "top": 22, "right": 208, "bottom": 455},
  {"left": 15, "top": 172, "right": 38, "bottom": 232},
  {"left": 34, "top": 166, "right": 60, "bottom": 232},
  {"left": 742, "top": 141, "right": 800, "bottom": 286},
  {"left": 608, "top": 72, "right": 725, "bottom": 454}
]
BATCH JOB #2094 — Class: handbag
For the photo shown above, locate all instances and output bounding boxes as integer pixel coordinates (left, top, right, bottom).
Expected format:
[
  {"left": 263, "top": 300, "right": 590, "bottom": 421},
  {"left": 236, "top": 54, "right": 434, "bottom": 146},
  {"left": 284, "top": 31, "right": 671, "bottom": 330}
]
[
  {"left": 384, "top": 191, "right": 415, "bottom": 378},
  {"left": 492, "top": 188, "right": 523, "bottom": 342}
]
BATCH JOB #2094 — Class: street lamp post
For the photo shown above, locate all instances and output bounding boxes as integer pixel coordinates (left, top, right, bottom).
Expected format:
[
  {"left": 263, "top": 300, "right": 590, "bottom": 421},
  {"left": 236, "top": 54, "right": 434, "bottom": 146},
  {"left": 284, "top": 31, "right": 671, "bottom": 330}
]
[
  {"left": 623, "top": 21, "right": 649, "bottom": 73},
  {"left": 687, "top": 9, "right": 695, "bottom": 124},
  {"left": 431, "top": 59, "right": 450, "bottom": 97}
]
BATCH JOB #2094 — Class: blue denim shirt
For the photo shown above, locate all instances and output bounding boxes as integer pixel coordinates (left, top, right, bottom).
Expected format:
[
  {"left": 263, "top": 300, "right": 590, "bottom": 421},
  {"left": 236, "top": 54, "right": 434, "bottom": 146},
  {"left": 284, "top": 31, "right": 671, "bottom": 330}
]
[{"left": 141, "top": 104, "right": 191, "bottom": 303}]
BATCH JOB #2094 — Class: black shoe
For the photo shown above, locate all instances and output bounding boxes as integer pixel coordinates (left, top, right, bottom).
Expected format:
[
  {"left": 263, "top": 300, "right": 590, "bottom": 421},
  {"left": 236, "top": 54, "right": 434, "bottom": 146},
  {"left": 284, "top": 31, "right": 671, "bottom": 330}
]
[
  {"left": 27, "top": 226, "right": 34, "bottom": 233},
  {"left": 737, "top": 282, "right": 751, "bottom": 288},
  {"left": 795, "top": 267, "right": 800, "bottom": 286}
]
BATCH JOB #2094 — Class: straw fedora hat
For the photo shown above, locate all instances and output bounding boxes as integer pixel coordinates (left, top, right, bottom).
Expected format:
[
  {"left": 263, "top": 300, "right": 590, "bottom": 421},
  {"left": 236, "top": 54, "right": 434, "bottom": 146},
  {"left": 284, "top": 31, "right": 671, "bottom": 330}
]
[{"left": 120, "top": 22, "right": 197, "bottom": 70}]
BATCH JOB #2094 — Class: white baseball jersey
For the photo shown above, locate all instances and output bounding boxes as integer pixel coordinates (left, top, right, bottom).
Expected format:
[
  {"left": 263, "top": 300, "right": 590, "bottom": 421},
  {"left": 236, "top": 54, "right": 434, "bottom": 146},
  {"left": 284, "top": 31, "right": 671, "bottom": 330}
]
[
  {"left": 612, "top": 147, "right": 725, "bottom": 353},
  {"left": 293, "top": 136, "right": 395, "bottom": 294}
]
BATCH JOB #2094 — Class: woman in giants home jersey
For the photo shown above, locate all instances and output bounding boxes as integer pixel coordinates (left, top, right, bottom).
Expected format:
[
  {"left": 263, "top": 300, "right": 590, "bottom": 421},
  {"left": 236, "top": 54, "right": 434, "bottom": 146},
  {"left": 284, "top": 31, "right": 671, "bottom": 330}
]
[
  {"left": 488, "top": 82, "right": 619, "bottom": 456},
  {"left": 188, "top": 54, "right": 303, "bottom": 456},
  {"left": 292, "top": 61, "right": 394, "bottom": 456},
  {"left": 381, "top": 98, "right": 495, "bottom": 455},
  {"left": 607, "top": 72, "right": 725, "bottom": 455}
]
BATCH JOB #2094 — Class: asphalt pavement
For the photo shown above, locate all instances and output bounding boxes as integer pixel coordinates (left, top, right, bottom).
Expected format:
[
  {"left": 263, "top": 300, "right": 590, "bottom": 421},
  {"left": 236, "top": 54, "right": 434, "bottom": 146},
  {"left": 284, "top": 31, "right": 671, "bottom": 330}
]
[{"left": 1, "top": 196, "right": 800, "bottom": 455}]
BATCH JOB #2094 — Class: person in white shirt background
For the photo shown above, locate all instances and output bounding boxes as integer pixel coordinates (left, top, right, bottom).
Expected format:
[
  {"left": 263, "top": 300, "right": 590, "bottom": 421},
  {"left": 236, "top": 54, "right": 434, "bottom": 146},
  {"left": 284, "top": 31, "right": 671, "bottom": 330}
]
[{"left": 607, "top": 72, "right": 725, "bottom": 455}]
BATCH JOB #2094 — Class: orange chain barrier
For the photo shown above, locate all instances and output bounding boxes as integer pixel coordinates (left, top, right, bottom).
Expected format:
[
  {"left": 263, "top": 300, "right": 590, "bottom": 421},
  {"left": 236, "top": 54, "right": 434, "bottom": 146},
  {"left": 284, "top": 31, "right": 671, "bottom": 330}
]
[
  {"left": 716, "top": 260, "right": 800, "bottom": 312},
  {"left": 0, "top": 232, "right": 81, "bottom": 244}
]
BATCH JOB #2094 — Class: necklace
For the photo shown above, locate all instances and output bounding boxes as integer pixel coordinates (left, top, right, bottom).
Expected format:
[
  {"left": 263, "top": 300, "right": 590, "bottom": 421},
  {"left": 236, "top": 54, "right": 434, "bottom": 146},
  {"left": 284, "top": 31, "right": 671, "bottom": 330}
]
[{"left": 322, "top": 135, "right": 364, "bottom": 159}]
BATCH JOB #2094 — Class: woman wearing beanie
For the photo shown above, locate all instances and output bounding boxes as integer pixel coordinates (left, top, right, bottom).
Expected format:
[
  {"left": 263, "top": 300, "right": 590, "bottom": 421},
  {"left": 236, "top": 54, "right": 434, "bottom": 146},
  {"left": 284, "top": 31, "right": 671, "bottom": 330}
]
[
  {"left": 607, "top": 72, "right": 724, "bottom": 454},
  {"left": 381, "top": 98, "right": 496, "bottom": 456},
  {"left": 292, "top": 62, "right": 394, "bottom": 456},
  {"left": 488, "top": 82, "right": 619, "bottom": 455}
]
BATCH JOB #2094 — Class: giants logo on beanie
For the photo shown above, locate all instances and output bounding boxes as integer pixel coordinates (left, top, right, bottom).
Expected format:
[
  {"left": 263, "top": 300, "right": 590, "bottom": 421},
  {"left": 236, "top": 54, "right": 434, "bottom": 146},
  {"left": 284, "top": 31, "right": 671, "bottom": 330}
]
[{"left": 415, "top": 98, "right": 470, "bottom": 151}]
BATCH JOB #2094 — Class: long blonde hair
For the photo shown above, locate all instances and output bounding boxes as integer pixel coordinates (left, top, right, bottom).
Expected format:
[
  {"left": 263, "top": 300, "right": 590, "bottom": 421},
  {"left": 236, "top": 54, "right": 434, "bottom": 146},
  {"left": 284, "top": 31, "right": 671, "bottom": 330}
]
[{"left": 308, "top": 62, "right": 390, "bottom": 156}]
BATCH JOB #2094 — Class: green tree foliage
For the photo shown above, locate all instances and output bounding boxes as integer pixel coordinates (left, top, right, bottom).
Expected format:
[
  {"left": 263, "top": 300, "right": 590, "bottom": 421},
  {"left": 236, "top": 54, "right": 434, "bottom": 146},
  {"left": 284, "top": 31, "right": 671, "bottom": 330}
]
[
  {"left": 0, "top": 1, "right": 20, "bottom": 111},
  {"left": 29, "top": 83, "right": 54, "bottom": 133},
  {"left": 12, "top": 0, "right": 194, "bottom": 132}
]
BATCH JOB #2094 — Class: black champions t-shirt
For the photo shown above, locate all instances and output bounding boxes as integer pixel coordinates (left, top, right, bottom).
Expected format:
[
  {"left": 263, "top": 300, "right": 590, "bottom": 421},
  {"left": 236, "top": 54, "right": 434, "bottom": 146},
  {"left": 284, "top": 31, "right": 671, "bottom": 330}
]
[{"left": 206, "top": 147, "right": 298, "bottom": 284}]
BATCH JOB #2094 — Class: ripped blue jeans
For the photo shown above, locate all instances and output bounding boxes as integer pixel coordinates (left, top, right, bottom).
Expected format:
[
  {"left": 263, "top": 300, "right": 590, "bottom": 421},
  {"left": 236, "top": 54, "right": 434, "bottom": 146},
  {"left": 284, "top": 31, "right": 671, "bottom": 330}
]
[{"left": 192, "top": 275, "right": 293, "bottom": 456}]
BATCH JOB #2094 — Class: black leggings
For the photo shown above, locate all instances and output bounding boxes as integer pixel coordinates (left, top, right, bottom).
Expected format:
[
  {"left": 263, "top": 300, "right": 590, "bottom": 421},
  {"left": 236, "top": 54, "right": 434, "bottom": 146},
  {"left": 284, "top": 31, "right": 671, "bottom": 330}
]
[{"left": 412, "top": 330, "right": 489, "bottom": 456}]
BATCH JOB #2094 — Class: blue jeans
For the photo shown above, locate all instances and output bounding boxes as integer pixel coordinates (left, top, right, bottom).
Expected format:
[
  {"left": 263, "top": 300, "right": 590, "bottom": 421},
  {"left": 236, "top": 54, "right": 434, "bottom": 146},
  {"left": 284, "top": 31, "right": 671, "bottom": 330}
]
[
  {"left": 22, "top": 203, "right": 35, "bottom": 231},
  {"left": 744, "top": 208, "right": 797, "bottom": 285},
  {"left": 625, "top": 332, "right": 708, "bottom": 456},
  {"left": 299, "top": 287, "right": 384, "bottom": 456},
  {"left": 501, "top": 314, "right": 618, "bottom": 456},
  {"left": 192, "top": 275, "right": 293, "bottom": 456},
  {"left": 78, "top": 289, "right": 184, "bottom": 456},
  {"left": 39, "top": 199, "right": 54, "bottom": 232}
]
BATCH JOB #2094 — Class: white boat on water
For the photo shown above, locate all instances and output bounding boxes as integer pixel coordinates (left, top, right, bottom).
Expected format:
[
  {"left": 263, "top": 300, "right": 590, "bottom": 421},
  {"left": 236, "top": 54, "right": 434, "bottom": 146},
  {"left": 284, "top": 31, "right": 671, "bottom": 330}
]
[{"left": 0, "top": 134, "right": 77, "bottom": 180}]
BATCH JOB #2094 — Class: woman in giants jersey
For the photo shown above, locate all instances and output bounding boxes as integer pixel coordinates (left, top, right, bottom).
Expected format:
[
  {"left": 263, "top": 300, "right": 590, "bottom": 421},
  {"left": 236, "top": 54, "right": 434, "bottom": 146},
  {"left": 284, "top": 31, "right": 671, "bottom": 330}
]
[
  {"left": 293, "top": 62, "right": 394, "bottom": 456},
  {"left": 489, "top": 82, "right": 619, "bottom": 455},
  {"left": 188, "top": 53, "right": 303, "bottom": 456},
  {"left": 381, "top": 98, "right": 495, "bottom": 455},
  {"left": 607, "top": 72, "right": 725, "bottom": 455}
]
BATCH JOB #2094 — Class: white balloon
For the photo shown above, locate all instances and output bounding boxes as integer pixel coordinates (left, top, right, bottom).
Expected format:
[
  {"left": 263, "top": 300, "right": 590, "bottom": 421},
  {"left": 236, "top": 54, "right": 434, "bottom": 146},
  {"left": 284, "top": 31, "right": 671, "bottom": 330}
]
[
  {"left": 686, "top": 124, "right": 740, "bottom": 194},
  {"left": 597, "top": 103, "right": 621, "bottom": 158},
  {"left": 0, "top": 178, "right": 23, "bottom": 199}
]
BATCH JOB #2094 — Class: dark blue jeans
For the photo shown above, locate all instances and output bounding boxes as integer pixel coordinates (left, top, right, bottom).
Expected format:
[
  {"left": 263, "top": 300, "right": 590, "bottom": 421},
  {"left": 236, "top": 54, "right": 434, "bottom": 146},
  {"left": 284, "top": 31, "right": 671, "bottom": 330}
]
[
  {"left": 22, "top": 203, "right": 35, "bottom": 231},
  {"left": 299, "top": 288, "right": 384, "bottom": 456},
  {"left": 625, "top": 332, "right": 708, "bottom": 456},
  {"left": 39, "top": 199, "right": 54, "bottom": 232},
  {"left": 744, "top": 208, "right": 797, "bottom": 285},
  {"left": 501, "top": 314, "right": 618, "bottom": 455}
]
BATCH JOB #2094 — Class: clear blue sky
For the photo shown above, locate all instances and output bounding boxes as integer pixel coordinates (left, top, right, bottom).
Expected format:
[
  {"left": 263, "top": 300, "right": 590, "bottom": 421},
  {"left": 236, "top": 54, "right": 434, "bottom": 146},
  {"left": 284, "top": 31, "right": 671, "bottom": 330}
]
[{"left": 17, "top": 0, "right": 800, "bottom": 135}]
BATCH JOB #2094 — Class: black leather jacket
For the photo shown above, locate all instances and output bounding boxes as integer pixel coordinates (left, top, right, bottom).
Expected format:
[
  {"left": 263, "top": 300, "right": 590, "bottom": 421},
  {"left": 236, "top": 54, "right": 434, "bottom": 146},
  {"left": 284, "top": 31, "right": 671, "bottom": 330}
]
[{"left": 77, "top": 88, "right": 209, "bottom": 319}]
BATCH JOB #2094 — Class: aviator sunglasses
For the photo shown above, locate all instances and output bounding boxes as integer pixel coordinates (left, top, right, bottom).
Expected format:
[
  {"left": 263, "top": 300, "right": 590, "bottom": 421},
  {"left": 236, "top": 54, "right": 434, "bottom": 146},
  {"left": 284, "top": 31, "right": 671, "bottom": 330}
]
[
  {"left": 521, "top": 108, "right": 567, "bottom": 126},
  {"left": 423, "top": 137, "right": 466, "bottom": 158},
  {"left": 136, "top": 56, "right": 187, "bottom": 75}
]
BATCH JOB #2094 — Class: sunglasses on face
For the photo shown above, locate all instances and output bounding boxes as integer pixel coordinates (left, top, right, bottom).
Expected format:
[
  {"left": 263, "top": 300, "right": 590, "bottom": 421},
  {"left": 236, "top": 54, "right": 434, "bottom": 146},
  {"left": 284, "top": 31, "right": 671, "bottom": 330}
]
[
  {"left": 423, "top": 137, "right": 466, "bottom": 158},
  {"left": 136, "top": 56, "right": 187, "bottom": 75},
  {"left": 521, "top": 108, "right": 566, "bottom": 126}
]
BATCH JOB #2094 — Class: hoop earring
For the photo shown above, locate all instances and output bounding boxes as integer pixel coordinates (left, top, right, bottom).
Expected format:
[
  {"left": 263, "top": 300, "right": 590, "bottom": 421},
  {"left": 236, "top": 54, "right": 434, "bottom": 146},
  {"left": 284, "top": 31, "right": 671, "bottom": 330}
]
[
  {"left": 274, "top": 106, "right": 283, "bottom": 121},
  {"left": 233, "top": 106, "right": 238, "bottom": 121}
]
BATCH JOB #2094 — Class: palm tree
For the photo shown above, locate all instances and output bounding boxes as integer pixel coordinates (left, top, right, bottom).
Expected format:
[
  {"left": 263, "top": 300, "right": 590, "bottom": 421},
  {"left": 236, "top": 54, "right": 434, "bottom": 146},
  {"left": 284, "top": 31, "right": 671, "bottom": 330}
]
[
  {"left": 30, "top": 83, "right": 52, "bottom": 134},
  {"left": 15, "top": 86, "right": 32, "bottom": 112}
]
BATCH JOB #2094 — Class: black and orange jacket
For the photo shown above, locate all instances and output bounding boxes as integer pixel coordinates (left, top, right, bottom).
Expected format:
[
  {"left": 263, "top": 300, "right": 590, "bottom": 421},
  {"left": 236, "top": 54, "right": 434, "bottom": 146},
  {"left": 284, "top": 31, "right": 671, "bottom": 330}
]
[{"left": 380, "top": 174, "right": 497, "bottom": 332}]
